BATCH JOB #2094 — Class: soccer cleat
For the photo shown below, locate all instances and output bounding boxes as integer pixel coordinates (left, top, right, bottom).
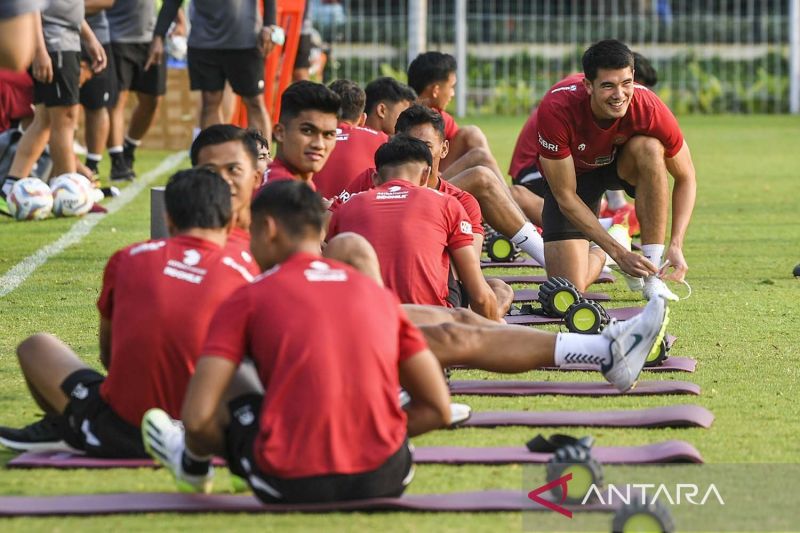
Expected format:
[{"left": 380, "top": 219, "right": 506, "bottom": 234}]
[
  {"left": 605, "top": 223, "right": 632, "bottom": 267},
  {"left": 601, "top": 202, "right": 640, "bottom": 237},
  {"left": 449, "top": 402, "right": 472, "bottom": 426},
  {"left": 643, "top": 275, "right": 679, "bottom": 302},
  {"left": 601, "top": 296, "right": 670, "bottom": 392},
  {"left": 141, "top": 408, "right": 214, "bottom": 494},
  {"left": 109, "top": 155, "right": 135, "bottom": 182},
  {"left": 0, "top": 414, "right": 82, "bottom": 454}
]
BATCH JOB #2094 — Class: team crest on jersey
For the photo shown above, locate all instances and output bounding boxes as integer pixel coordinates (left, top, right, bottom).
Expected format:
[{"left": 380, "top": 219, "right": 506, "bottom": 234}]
[
  {"left": 182, "top": 249, "right": 201, "bottom": 266},
  {"left": 304, "top": 260, "right": 347, "bottom": 282},
  {"left": 578, "top": 143, "right": 586, "bottom": 151},
  {"left": 460, "top": 221, "right": 473, "bottom": 235}
]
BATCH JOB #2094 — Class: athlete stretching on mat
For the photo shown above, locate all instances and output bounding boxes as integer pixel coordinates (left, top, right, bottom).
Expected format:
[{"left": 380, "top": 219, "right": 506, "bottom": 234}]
[
  {"left": 532, "top": 40, "right": 696, "bottom": 296},
  {"left": 0, "top": 169, "right": 253, "bottom": 457},
  {"left": 142, "top": 179, "right": 451, "bottom": 501},
  {"left": 329, "top": 135, "right": 512, "bottom": 321}
]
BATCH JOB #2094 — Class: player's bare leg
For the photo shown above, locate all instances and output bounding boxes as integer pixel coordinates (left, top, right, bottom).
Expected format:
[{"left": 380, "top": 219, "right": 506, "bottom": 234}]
[
  {"left": 510, "top": 185, "right": 544, "bottom": 226},
  {"left": 48, "top": 105, "right": 79, "bottom": 176},
  {"left": 440, "top": 126, "right": 504, "bottom": 181},
  {"left": 486, "top": 278, "right": 513, "bottom": 316},
  {"left": 241, "top": 94, "right": 271, "bottom": 141},
  {"left": 200, "top": 90, "right": 224, "bottom": 128},
  {"left": 128, "top": 93, "right": 161, "bottom": 140},
  {"left": 108, "top": 89, "right": 128, "bottom": 148},
  {"left": 616, "top": 136, "right": 668, "bottom": 248},
  {"left": 84, "top": 107, "right": 110, "bottom": 168},
  {"left": 7, "top": 104, "right": 50, "bottom": 179},
  {"left": 544, "top": 239, "right": 606, "bottom": 293}
]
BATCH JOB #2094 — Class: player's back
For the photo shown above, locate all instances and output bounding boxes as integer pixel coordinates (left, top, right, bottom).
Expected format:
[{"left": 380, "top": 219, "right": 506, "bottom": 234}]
[
  {"left": 98, "top": 235, "right": 251, "bottom": 426},
  {"left": 314, "top": 124, "right": 388, "bottom": 199},
  {"left": 329, "top": 180, "right": 471, "bottom": 306}
]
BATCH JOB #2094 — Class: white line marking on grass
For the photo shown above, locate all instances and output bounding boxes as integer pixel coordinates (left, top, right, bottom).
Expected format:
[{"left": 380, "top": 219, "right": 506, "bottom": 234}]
[{"left": 0, "top": 152, "right": 187, "bottom": 298}]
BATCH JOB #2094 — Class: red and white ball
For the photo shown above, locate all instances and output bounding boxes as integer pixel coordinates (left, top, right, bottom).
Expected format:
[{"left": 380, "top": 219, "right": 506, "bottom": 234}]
[
  {"left": 7, "top": 178, "right": 54, "bottom": 221},
  {"left": 50, "top": 173, "right": 95, "bottom": 217}
]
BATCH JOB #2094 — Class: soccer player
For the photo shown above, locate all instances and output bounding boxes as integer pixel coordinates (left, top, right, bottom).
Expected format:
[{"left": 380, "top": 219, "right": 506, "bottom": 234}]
[
  {"left": 0, "top": 0, "right": 46, "bottom": 71},
  {"left": 0, "top": 0, "right": 106, "bottom": 187},
  {"left": 82, "top": 4, "right": 118, "bottom": 177},
  {"left": 142, "top": 179, "right": 450, "bottom": 500},
  {"left": 0, "top": 168, "right": 253, "bottom": 456},
  {"left": 532, "top": 40, "right": 696, "bottom": 296},
  {"left": 189, "top": 124, "right": 263, "bottom": 277},
  {"left": 328, "top": 134, "right": 507, "bottom": 322},
  {"left": 150, "top": 0, "right": 278, "bottom": 139},
  {"left": 262, "top": 81, "right": 339, "bottom": 193},
  {"left": 313, "top": 80, "right": 388, "bottom": 199},
  {"left": 363, "top": 77, "right": 417, "bottom": 136},
  {"left": 106, "top": 0, "right": 166, "bottom": 181}
]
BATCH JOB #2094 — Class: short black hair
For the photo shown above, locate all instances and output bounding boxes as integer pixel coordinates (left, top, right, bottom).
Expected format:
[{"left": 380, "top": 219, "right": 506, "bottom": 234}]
[
  {"left": 582, "top": 39, "right": 634, "bottom": 82},
  {"left": 633, "top": 52, "right": 658, "bottom": 88},
  {"left": 251, "top": 180, "right": 325, "bottom": 238},
  {"left": 407, "top": 52, "right": 457, "bottom": 95},
  {"left": 328, "top": 79, "right": 365, "bottom": 122},
  {"left": 374, "top": 134, "right": 432, "bottom": 181},
  {"left": 364, "top": 77, "right": 417, "bottom": 116},
  {"left": 395, "top": 104, "right": 445, "bottom": 140},
  {"left": 165, "top": 167, "right": 232, "bottom": 231},
  {"left": 246, "top": 128, "right": 269, "bottom": 150},
  {"left": 190, "top": 124, "right": 259, "bottom": 168},
  {"left": 279, "top": 80, "right": 341, "bottom": 124}
]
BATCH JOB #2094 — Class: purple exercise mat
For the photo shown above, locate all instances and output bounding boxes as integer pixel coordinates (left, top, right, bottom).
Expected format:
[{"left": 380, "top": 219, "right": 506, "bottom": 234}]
[
  {"left": 504, "top": 305, "right": 642, "bottom": 325},
  {"left": 414, "top": 440, "right": 704, "bottom": 465},
  {"left": 7, "top": 453, "right": 226, "bottom": 469},
  {"left": 512, "top": 289, "right": 610, "bottom": 303},
  {"left": 481, "top": 258, "right": 542, "bottom": 269},
  {"left": 449, "top": 379, "right": 700, "bottom": 397},
  {"left": 460, "top": 405, "right": 714, "bottom": 429},
  {"left": 0, "top": 491, "right": 615, "bottom": 516},
  {"left": 490, "top": 272, "right": 616, "bottom": 284},
  {"left": 538, "top": 356, "right": 696, "bottom": 373}
]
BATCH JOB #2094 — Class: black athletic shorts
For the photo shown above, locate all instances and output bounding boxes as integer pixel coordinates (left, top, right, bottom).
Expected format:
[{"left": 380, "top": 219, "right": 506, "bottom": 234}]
[
  {"left": 187, "top": 47, "right": 265, "bottom": 97},
  {"left": 513, "top": 164, "right": 549, "bottom": 198},
  {"left": 225, "top": 394, "right": 414, "bottom": 504},
  {"left": 32, "top": 51, "right": 80, "bottom": 107},
  {"left": 80, "top": 43, "right": 118, "bottom": 110},
  {"left": 60, "top": 368, "right": 148, "bottom": 458},
  {"left": 111, "top": 42, "right": 166, "bottom": 96},
  {"left": 446, "top": 268, "right": 470, "bottom": 309},
  {"left": 293, "top": 34, "right": 312, "bottom": 70},
  {"left": 541, "top": 157, "right": 636, "bottom": 242}
]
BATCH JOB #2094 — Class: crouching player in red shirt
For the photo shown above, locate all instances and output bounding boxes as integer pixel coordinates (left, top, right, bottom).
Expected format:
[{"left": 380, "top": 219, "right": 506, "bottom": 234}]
[
  {"left": 0, "top": 168, "right": 253, "bottom": 456},
  {"left": 142, "top": 180, "right": 450, "bottom": 501}
]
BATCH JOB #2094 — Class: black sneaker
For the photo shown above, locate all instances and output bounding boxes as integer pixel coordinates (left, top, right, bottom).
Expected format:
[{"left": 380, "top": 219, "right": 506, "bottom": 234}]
[
  {"left": 0, "top": 414, "right": 81, "bottom": 453},
  {"left": 123, "top": 143, "right": 138, "bottom": 178},
  {"left": 109, "top": 154, "right": 135, "bottom": 182}
]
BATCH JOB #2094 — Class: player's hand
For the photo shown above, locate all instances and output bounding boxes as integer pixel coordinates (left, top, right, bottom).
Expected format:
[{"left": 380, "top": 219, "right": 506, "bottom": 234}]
[
  {"left": 258, "top": 25, "right": 281, "bottom": 56},
  {"left": 32, "top": 48, "right": 53, "bottom": 83},
  {"left": 615, "top": 249, "right": 659, "bottom": 279},
  {"left": 145, "top": 36, "right": 164, "bottom": 71},
  {"left": 662, "top": 245, "right": 688, "bottom": 282},
  {"left": 86, "top": 36, "right": 107, "bottom": 74}
]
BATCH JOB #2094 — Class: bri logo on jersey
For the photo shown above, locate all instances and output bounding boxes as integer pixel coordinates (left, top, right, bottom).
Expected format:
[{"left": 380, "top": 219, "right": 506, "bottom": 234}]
[{"left": 538, "top": 133, "right": 559, "bottom": 153}]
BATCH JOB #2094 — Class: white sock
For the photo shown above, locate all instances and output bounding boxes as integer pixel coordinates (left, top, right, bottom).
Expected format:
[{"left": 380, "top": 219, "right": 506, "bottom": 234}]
[
  {"left": 124, "top": 135, "right": 141, "bottom": 146},
  {"left": 606, "top": 190, "right": 627, "bottom": 210},
  {"left": 87, "top": 153, "right": 102, "bottom": 163},
  {"left": 641, "top": 244, "right": 665, "bottom": 269},
  {"left": 511, "top": 222, "right": 545, "bottom": 266},
  {"left": 108, "top": 145, "right": 123, "bottom": 154},
  {"left": 554, "top": 332, "right": 612, "bottom": 366},
  {"left": 598, "top": 217, "right": 613, "bottom": 230}
]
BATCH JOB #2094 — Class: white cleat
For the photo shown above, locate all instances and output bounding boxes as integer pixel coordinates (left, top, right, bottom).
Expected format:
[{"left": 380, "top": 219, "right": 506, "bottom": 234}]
[
  {"left": 643, "top": 275, "right": 679, "bottom": 302},
  {"left": 449, "top": 403, "right": 472, "bottom": 426},
  {"left": 601, "top": 297, "right": 670, "bottom": 392},
  {"left": 141, "top": 408, "right": 214, "bottom": 494}
]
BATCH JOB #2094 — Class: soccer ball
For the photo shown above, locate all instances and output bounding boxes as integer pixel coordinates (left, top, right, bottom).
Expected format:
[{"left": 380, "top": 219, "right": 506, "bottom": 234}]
[
  {"left": 50, "top": 173, "right": 94, "bottom": 217},
  {"left": 7, "top": 178, "right": 54, "bottom": 221}
]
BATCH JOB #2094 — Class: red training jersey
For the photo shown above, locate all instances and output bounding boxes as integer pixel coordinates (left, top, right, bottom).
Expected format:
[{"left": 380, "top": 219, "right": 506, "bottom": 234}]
[
  {"left": 261, "top": 158, "right": 317, "bottom": 192},
  {"left": 333, "top": 170, "right": 483, "bottom": 236},
  {"left": 434, "top": 107, "right": 460, "bottom": 141},
  {"left": 0, "top": 70, "right": 33, "bottom": 131},
  {"left": 203, "top": 252, "right": 427, "bottom": 478},
  {"left": 508, "top": 111, "right": 538, "bottom": 181},
  {"left": 313, "top": 123, "right": 388, "bottom": 199},
  {"left": 225, "top": 227, "right": 261, "bottom": 277},
  {"left": 534, "top": 74, "right": 684, "bottom": 176},
  {"left": 327, "top": 179, "right": 474, "bottom": 306},
  {"left": 97, "top": 235, "right": 253, "bottom": 427}
]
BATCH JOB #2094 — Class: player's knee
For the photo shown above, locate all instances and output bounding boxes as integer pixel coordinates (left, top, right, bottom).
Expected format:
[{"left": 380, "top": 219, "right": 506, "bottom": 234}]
[
  {"left": 242, "top": 95, "right": 265, "bottom": 111},
  {"left": 628, "top": 135, "right": 664, "bottom": 160},
  {"left": 16, "top": 333, "right": 58, "bottom": 364}
]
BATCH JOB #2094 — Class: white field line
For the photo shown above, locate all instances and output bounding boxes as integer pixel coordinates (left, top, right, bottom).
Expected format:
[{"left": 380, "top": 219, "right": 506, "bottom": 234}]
[{"left": 0, "top": 152, "right": 187, "bottom": 298}]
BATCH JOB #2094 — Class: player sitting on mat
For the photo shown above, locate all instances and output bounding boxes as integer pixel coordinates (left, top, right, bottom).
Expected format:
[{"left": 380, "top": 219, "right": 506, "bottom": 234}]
[
  {"left": 0, "top": 169, "right": 253, "bottom": 457},
  {"left": 528, "top": 40, "right": 696, "bottom": 297},
  {"left": 262, "top": 80, "right": 339, "bottom": 196},
  {"left": 313, "top": 79, "right": 389, "bottom": 199},
  {"left": 142, "top": 179, "right": 451, "bottom": 501},
  {"left": 328, "top": 135, "right": 512, "bottom": 321}
]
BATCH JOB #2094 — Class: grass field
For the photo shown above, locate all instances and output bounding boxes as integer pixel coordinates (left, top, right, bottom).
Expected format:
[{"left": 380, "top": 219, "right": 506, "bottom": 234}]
[{"left": 1, "top": 115, "right": 799, "bottom": 531}]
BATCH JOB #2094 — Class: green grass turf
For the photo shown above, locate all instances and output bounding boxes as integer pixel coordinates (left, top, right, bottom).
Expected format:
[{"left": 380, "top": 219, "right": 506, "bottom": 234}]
[{"left": 1, "top": 115, "right": 799, "bottom": 531}]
